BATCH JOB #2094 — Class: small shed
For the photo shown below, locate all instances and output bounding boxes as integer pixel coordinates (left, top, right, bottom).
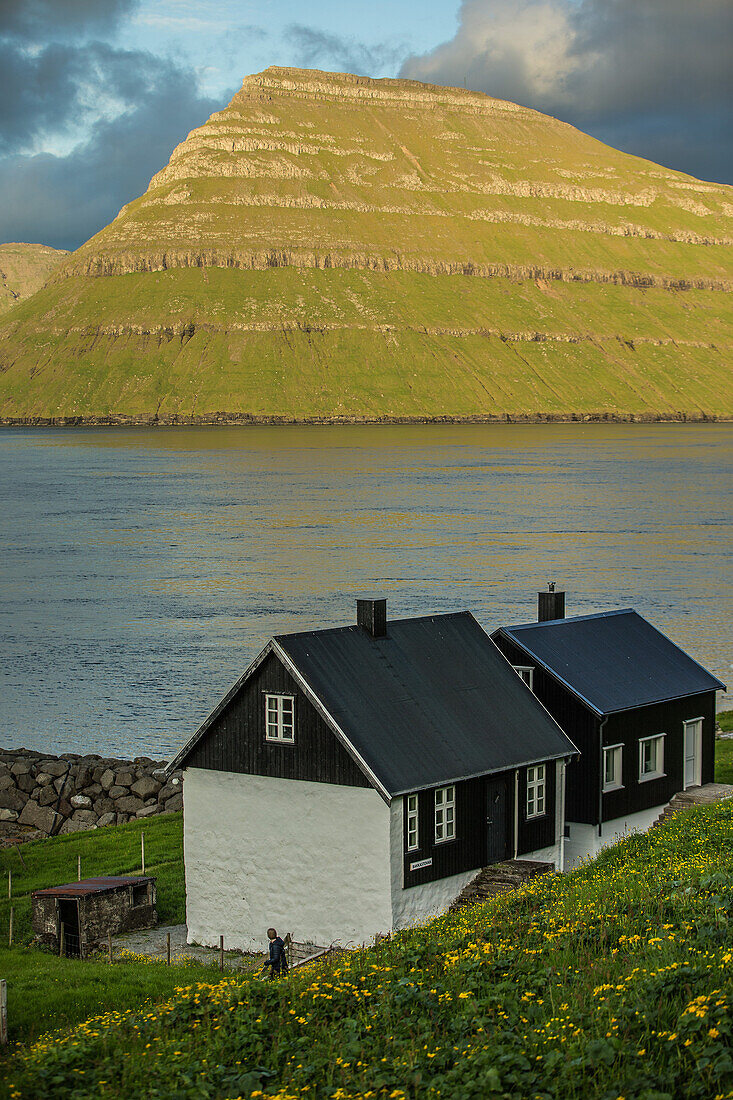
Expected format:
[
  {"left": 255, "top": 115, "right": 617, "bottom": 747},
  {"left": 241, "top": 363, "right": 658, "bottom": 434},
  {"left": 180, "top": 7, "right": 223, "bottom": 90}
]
[{"left": 32, "top": 875, "right": 157, "bottom": 956}]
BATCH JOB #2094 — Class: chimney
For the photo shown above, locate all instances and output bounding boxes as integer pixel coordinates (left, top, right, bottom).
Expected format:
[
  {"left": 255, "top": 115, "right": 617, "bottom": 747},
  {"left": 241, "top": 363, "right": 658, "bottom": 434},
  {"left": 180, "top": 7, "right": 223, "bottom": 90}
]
[
  {"left": 538, "top": 582, "right": 565, "bottom": 622},
  {"left": 357, "top": 597, "right": 387, "bottom": 638}
]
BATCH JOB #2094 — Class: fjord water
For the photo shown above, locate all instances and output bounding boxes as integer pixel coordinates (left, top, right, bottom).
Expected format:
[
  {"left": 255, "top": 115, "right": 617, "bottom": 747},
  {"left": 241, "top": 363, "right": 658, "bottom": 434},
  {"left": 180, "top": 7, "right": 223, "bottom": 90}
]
[{"left": 1, "top": 424, "right": 730, "bottom": 759}]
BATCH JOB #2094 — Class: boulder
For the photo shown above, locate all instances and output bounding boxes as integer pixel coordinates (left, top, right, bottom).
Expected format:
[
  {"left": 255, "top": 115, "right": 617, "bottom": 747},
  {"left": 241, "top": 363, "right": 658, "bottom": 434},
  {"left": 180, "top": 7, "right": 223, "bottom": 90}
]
[
  {"left": 42, "top": 760, "right": 69, "bottom": 778},
  {"left": 53, "top": 776, "right": 74, "bottom": 798},
  {"left": 71, "top": 809, "right": 98, "bottom": 825},
  {"left": 97, "top": 812, "right": 117, "bottom": 828},
  {"left": 108, "top": 785, "right": 129, "bottom": 800},
  {"left": 99, "top": 769, "right": 116, "bottom": 791},
  {"left": 136, "top": 805, "right": 160, "bottom": 818},
  {"left": 18, "top": 802, "right": 58, "bottom": 832},
  {"left": 151, "top": 768, "right": 168, "bottom": 782},
  {"left": 10, "top": 761, "right": 31, "bottom": 776},
  {"left": 0, "top": 789, "right": 27, "bottom": 812},
  {"left": 16, "top": 772, "right": 36, "bottom": 794},
  {"left": 0, "top": 808, "right": 18, "bottom": 822},
  {"left": 35, "top": 772, "right": 55, "bottom": 787},
  {"left": 38, "top": 785, "right": 58, "bottom": 807},
  {"left": 131, "top": 776, "right": 160, "bottom": 800},
  {"left": 82, "top": 783, "right": 103, "bottom": 798},
  {"left": 59, "top": 819, "right": 95, "bottom": 834},
  {"left": 115, "top": 795, "right": 144, "bottom": 814},
  {"left": 157, "top": 782, "right": 179, "bottom": 803},
  {"left": 115, "top": 813, "right": 130, "bottom": 825},
  {"left": 0, "top": 774, "right": 15, "bottom": 792},
  {"left": 114, "top": 771, "right": 134, "bottom": 788},
  {"left": 57, "top": 798, "right": 72, "bottom": 818},
  {"left": 70, "top": 794, "right": 92, "bottom": 809},
  {"left": 163, "top": 792, "right": 183, "bottom": 813},
  {"left": 75, "top": 765, "right": 93, "bottom": 789},
  {"left": 92, "top": 797, "right": 116, "bottom": 816}
]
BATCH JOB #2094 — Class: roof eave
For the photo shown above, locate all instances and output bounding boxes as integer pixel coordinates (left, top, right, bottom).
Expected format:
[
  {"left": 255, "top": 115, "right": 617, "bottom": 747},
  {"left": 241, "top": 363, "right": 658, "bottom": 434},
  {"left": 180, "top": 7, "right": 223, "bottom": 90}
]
[{"left": 390, "top": 748, "right": 579, "bottom": 798}]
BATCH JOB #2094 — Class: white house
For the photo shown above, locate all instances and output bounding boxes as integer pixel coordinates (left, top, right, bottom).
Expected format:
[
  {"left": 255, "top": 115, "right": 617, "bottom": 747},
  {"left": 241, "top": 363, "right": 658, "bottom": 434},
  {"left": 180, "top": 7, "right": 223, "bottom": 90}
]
[{"left": 169, "top": 599, "right": 578, "bottom": 951}]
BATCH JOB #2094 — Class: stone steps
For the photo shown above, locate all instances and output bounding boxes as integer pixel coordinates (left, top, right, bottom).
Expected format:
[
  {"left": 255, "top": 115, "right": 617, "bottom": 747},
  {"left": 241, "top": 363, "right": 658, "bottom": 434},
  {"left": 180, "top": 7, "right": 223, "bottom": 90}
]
[
  {"left": 450, "top": 859, "right": 554, "bottom": 912},
  {"left": 652, "top": 782, "right": 733, "bottom": 829}
]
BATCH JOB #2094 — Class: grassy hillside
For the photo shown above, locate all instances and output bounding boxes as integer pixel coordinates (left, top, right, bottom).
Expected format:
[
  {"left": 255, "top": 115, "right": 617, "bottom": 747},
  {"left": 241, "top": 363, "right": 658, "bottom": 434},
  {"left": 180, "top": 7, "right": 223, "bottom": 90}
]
[
  {"left": 0, "top": 243, "right": 67, "bottom": 317},
  {"left": 0, "top": 67, "right": 731, "bottom": 423},
  {"left": 3, "top": 799, "right": 732, "bottom": 1099}
]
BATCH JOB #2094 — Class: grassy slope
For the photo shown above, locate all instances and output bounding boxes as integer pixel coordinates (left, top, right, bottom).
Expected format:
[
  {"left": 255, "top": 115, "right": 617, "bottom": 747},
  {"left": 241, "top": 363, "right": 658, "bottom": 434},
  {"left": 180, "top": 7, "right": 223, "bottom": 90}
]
[
  {"left": 0, "top": 67, "right": 731, "bottom": 422},
  {"left": 1, "top": 268, "right": 730, "bottom": 420},
  {"left": 3, "top": 799, "right": 732, "bottom": 1099},
  {"left": 0, "top": 244, "right": 67, "bottom": 317}
]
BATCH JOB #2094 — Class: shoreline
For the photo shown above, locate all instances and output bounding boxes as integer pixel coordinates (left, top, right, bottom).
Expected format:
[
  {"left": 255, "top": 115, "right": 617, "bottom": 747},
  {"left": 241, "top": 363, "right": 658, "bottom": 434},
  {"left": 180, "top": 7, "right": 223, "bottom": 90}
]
[{"left": 0, "top": 411, "right": 730, "bottom": 429}]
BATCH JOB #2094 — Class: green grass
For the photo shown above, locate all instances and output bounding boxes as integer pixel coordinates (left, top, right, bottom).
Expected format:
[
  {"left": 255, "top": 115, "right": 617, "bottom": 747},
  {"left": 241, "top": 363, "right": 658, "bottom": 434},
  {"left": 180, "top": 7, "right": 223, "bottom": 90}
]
[
  {"left": 3, "top": 800, "right": 733, "bottom": 1099},
  {"left": 715, "top": 711, "right": 733, "bottom": 784}
]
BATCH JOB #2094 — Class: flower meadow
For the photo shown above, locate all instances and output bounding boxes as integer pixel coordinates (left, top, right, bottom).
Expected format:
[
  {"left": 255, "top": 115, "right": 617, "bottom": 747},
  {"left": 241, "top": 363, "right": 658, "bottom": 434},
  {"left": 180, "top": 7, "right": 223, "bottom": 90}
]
[{"left": 4, "top": 801, "right": 733, "bottom": 1100}]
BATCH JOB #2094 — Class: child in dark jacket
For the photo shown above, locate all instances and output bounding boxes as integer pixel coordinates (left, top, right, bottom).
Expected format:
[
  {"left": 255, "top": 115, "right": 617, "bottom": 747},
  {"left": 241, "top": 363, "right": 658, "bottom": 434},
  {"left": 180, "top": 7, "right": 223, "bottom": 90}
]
[{"left": 263, "top": 928, "right": 288, "bottom": 978}]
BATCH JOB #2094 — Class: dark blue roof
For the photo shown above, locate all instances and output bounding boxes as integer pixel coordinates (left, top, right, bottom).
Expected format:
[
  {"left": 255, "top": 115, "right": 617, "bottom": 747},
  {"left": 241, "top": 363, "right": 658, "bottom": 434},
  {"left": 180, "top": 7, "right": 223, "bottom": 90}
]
[
  {"left": 494, "top": 609, "right": 725, "bottom": 717},
  {"left": 275, "top": 611, "right": 578, "bottom": 796}
]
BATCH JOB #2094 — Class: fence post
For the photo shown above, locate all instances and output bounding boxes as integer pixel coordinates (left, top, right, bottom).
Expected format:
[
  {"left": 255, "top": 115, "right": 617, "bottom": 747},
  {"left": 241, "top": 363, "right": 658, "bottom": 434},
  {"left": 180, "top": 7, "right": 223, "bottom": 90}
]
[
  {"left": 7, "top": 870, "right": 10, "bottom": 900},
  {"left": 59, "top": 922, "right": 65, "bottom": 958},
  {"left": 141, "top": 831, "right": 145, "bottom": 875},
  {"left": 0, "top": 980, "right": 7, "bottom": 1044},
  {"left": 77, "top": 854, "right": 81, "bottom": 882},
  {"left": 220, "top": 935, "right": 224, "bottom": 972},
  {"left": 166, "top": 931, "right": 171, "bottom": 967},
  {"left": 8, "top": 909, "right": 13, "bottom": 949},
  {"left": 108, "top": 931, "right": 113, "bottom": 965}
]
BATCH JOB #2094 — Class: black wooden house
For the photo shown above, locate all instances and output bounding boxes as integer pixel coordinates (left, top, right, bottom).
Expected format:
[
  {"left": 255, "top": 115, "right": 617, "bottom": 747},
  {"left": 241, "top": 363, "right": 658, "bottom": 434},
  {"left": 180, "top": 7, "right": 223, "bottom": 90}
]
[
  {"left": 492, "top": 591, "right": 726, "bottom": 866},
  {"left": 171, "top": 599, "right": 578, "bottom": 950}
]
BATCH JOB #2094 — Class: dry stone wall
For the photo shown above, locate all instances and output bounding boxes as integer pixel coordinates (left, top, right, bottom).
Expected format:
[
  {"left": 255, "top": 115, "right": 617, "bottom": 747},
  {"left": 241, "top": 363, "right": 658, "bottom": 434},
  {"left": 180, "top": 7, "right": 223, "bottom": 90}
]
[{"left": 0, "top": 748, "right": 182, "bottom": 839}]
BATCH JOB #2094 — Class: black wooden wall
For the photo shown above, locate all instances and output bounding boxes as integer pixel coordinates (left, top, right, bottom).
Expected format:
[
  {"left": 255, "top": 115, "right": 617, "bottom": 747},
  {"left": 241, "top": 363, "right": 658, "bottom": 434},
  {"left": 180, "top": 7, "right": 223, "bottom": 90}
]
[
  {"left": 401, "top": 763, "right": 557, "bottom": 889},
  {"left": 185, "top": 651, "right": 372, "bottom": 789}
]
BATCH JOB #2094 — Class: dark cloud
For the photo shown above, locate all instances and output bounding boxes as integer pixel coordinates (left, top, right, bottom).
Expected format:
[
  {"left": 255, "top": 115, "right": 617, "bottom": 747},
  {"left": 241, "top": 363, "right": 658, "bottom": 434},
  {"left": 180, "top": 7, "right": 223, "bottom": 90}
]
[
  {"left": 0, "top": 52, "right": 225, "bottom": 250},
  {"left": 285, "top": 24, "right": 408, "bottom": 78},
  {"left": 401, "top": 0, "right": 733, "bottom": 183},
  {"left": 0, "top": 0, "right": 138, "bottom": 40}
]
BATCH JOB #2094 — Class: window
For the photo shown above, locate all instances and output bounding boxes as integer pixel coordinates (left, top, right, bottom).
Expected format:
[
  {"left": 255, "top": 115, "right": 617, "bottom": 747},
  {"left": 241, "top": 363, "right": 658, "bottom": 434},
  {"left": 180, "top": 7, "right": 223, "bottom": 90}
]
[
  {"left": 603, "top": 744, "right": 624, "bottom": 792},
  {"left": 638, "top": 734, "right": 665, "bottom": 782},
  {"left": 265, "top": 694, "right": 295, "bottom": 742},
  {"left": 406, "top": 794, "right": 419, "bottom": 852},
  {"left": 132, "top": 883, "right": 148, "bottom": 907},
  {"left": 434, "top": 786, "right": 455, "bottom": 843},
  {"left": 526, "top": 764, "right": 546, "bottom": 818},
  {"left": 513, "top": 665, "right": 534, "bottom": 691}
]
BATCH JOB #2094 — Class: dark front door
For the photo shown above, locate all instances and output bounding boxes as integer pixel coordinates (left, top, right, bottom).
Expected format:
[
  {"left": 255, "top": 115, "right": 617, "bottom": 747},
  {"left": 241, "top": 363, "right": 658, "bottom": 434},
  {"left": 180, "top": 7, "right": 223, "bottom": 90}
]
[
  {"left": 58, "top": 899, "right": 80, "bottom": 957},
  {"left": 486, "top": 778, "right": 508, "bottom": 864}
]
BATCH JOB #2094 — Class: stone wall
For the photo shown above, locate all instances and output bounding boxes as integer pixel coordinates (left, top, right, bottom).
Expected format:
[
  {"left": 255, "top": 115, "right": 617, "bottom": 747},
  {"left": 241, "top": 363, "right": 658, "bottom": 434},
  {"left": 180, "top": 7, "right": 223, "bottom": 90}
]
[{"left": 0, "top": 748, "right": 182, "bottom": 839}]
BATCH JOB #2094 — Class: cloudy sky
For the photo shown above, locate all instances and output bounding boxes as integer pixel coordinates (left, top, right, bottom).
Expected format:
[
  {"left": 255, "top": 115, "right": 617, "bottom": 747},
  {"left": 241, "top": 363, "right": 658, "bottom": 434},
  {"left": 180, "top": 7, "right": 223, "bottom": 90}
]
[{"left": 1, "top": 0, "right": 730, "bottom": 251}]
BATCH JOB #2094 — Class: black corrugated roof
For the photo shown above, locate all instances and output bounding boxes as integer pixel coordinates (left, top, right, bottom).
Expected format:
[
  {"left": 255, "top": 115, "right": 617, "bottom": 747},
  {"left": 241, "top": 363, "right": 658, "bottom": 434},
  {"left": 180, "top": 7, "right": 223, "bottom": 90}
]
[
  {"left": 274, "top": 612, "right": 577, "bottom": 796},
  {"left": 494, "top": 609, "right": 726, "bottom": 717}
]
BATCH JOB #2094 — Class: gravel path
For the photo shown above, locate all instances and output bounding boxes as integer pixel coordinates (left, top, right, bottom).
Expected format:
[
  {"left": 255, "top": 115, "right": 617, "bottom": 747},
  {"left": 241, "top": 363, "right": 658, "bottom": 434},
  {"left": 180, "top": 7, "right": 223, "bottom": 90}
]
[{"left": 111, "top": 923, "right": 264, "bottom": 972}]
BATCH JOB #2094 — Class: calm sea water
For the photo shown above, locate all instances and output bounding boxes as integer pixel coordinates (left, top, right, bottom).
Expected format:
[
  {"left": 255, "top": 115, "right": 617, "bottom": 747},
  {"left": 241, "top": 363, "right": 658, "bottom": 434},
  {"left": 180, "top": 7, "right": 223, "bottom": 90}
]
[{"left": 0, "top": 423, "right": 730, "bottom": 759}]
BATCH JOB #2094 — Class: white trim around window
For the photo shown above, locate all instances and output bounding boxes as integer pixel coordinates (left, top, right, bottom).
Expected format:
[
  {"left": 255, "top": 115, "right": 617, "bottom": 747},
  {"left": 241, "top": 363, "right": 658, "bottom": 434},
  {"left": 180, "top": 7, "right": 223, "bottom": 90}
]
[
  {"left": 638, "top": 733, "right": 666, "bottom": 782},
  {"left": 602, "top": 744, "right": 624, "bottom": 793},
  {"left": 513, "top": 665, "right": 534, "bottom": 691},
  {"left": 264, "top": 693, "right": 295, "bottom": 742},
  {"left": 434, "top": 785, "right": 456, "bottom": 843},
  {"left": 526, "top": 764, "right": 546, "bottom": 819},
  {"left": 406, "top": 794, "right": 419, "bottom": 852}
]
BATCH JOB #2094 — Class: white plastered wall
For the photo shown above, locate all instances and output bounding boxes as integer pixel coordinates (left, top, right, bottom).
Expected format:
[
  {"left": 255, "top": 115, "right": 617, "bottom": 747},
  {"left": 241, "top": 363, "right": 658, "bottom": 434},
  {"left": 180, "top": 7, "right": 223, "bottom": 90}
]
[
  {"left": 389, "top": 797, "right": 480, "bottom": 928},
  {"left": 183, "top": 768, "right": 392, "bottom": 951},
  {"left": 564, "top": 804, "right": 664, "bottom": 870}
]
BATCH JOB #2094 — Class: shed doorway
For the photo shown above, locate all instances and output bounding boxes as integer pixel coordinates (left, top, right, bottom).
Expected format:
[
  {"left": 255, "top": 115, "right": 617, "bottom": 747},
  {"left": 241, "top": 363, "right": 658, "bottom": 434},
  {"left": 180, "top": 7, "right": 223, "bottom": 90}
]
[
  {"left": 58, "top": 899, "right": 80, "bottom": 956},
  {"left": 486, "top": 778, "right": 508, "bottom": 864},
  {"left": 683, "top": 719, "right": 702, "bottom": 789}
]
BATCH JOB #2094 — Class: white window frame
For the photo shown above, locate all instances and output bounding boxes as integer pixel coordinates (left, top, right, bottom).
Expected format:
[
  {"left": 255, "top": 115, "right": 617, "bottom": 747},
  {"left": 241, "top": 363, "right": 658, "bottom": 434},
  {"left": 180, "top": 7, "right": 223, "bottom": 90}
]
[
  {"left": 513, "top": 665, "right": 534, "bottom": 691},
  {"left": 602, "top": 744, "right": 624, "bottom": 793},
  {"left": 526, "top": 764, "right": 546, "bottom": 819},
  {"left": 638, "top": 733, "right": 666, "bottom": 782},
  {"left": 264, "top": 693, "right": 295, "bottom": 743},
  {"left": 434, "top": 785, "right": 456, "bottom": 843},
  {"left": 406, "top": 794, "right": 419, "bottom": 852}
]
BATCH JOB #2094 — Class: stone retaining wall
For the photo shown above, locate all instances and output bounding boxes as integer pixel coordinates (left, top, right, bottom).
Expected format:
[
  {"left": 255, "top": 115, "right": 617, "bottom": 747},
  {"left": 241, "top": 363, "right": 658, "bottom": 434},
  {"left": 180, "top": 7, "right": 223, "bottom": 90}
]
[{"left": 0, "top": 748, "right": 182, "bottom": 838}]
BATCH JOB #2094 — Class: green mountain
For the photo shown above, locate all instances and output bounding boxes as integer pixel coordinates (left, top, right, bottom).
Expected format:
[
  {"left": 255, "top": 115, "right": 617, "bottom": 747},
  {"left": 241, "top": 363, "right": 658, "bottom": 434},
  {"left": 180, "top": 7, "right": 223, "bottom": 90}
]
[
  {"left": 0, "top": 243, "right": 68, "bottom": 317},
  {"left": 1, "top": 67, "right": 731, "bottom": 424}
]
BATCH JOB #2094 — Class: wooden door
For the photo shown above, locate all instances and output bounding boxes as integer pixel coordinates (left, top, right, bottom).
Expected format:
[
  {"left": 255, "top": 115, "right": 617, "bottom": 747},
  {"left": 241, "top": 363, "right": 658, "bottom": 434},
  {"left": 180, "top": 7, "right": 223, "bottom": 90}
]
[
  {"left": 486, "top": 778, "right": 508, "bottom": 864},
  {"left": 684, "top": 720, "right": 702, "bottom": 789}
]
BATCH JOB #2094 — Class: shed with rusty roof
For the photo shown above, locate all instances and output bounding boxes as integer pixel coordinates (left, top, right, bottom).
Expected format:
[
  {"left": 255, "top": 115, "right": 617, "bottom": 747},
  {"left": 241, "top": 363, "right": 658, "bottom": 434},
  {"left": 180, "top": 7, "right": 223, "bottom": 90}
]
[{"left": 32, "top": 875, "right": 157, "bottom": 956}]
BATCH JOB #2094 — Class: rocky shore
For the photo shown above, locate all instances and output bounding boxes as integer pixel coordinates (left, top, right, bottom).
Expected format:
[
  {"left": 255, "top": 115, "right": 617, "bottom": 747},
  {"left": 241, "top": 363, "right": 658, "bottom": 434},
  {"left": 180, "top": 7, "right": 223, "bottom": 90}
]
[{"left": 0, "top": 748, "right": 182, "bottom": 842}]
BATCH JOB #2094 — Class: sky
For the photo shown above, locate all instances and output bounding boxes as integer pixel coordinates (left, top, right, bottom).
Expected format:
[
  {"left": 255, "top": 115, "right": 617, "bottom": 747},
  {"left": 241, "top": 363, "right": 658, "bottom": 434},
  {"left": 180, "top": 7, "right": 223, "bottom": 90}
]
[{"left": 0, "top": 0, "right": 731, "bottom": 251}]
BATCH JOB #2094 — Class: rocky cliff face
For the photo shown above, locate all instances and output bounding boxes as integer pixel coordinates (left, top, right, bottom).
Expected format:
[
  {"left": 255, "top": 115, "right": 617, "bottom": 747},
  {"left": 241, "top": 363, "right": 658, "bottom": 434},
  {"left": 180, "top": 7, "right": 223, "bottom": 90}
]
[
  {"left": 0, "top": 67, "right": 731, "bottom": 422},
  {"left": 0, "top": 242, "right": 68, "bottom": 316}
]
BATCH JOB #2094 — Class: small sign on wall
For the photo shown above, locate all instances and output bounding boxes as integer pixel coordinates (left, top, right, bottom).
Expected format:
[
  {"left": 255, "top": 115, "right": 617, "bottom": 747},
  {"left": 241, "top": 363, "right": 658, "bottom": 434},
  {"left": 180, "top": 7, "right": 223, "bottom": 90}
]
[{"left": 410, "top": 858, "right": 433, "bottom": 871}]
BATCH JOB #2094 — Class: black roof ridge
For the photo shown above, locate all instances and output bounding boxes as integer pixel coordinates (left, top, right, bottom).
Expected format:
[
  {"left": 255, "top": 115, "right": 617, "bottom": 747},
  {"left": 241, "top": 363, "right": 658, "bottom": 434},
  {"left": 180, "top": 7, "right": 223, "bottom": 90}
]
[
  {"left": 274, "top": 609, "right": 472, "bottom": 642},
  {"left": 505, "top": 608, "right": 635, "bottom": 632}
]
